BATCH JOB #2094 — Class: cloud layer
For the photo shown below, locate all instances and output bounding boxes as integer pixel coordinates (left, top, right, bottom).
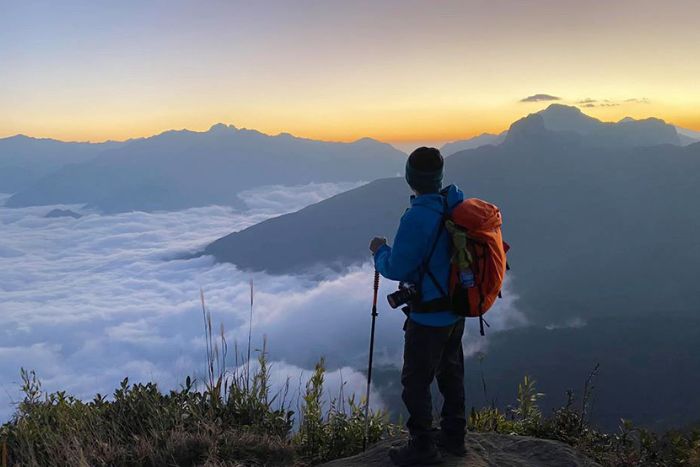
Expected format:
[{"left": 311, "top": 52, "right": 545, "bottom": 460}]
[
  {"left": 0, "top": 184, "right": 525, "bottom": 421},
  {"left": 518, "top": 95, "right": 651, "bottom": 108},
  {"left": 520, "top": 94, "right": 561, "bottom": 103},
  {"left": 575, "top": 97, "right": 651, "bottom": 108}
]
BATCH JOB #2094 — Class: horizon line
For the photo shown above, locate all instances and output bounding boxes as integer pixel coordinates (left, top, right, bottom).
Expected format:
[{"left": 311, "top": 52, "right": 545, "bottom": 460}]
[{"left": 2, "top": 106, "right": 698, "bottom": 146}]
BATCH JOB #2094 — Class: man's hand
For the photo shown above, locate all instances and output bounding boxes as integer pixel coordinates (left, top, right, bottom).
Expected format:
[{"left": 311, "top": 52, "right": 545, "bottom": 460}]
[{"left": 369, "top": 236, "right": 387, "bottom": 254}]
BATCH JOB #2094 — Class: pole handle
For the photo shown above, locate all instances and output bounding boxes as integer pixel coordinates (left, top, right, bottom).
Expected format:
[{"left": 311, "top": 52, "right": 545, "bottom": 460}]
[{"left": 371, "top": 270, "right": 380, "bottom": 316}]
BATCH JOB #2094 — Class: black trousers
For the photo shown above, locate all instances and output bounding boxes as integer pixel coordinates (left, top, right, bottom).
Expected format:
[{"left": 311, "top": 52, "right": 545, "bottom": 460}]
[{"left": 401, "top": 317, "right": 466, "bottom": 439}]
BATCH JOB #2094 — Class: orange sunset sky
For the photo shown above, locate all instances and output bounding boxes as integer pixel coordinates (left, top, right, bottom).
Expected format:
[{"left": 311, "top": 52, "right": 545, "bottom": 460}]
[{"left": 2, "top": 0, "right": 699, "bottom": 148}]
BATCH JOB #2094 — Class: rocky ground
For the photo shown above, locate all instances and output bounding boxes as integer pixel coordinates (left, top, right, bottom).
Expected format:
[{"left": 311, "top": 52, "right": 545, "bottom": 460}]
[{"left": 321, "top": 432, "right": 601, "bottom": 467}]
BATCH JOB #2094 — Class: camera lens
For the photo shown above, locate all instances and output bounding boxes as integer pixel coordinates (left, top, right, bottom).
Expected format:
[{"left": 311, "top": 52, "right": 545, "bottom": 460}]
[
  {"left": 386, "top": 285, "right": 415, "bottom": 309},
  {"left": 387, "top": 293, "right": 400, "bottom": 309}
]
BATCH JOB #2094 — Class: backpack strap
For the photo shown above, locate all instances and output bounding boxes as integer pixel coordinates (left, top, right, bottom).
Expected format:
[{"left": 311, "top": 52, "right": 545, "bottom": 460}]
[
  {"left": 413, "top": 196, "right": 450, "bottom": 312},
  {"left": 421, "top": 227, "right": 447, "bottom": 298}
]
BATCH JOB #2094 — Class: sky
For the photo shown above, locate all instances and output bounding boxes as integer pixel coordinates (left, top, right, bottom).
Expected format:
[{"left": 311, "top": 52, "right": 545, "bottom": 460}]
[{"left": 1, "top": 0, "right": 699, "bottom": 146}]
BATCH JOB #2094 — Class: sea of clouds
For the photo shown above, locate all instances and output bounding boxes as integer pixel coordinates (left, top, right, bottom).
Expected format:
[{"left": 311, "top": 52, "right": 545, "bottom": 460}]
[{"left": 0, "top": 183, "right": 525, "bottom": 422}]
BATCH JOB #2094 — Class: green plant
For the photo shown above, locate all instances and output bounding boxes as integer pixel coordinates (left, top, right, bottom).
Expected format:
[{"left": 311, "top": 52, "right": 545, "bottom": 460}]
[
  {"left": 295, "top": 359, "right": 397, "bottom": 463},
  {"left": 0, "top": 291, "right": 396, "bottom": 466},
  {"left": 466, "top": 365, "right": 700, "bottom": 466},
  {"left": 3, "top": 292, "right": 699, "bottom": 466}
]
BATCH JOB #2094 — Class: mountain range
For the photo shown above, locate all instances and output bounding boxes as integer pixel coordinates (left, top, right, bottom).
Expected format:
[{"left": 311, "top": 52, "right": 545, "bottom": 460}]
[
  {"left": 3, "top": 105, "right": 697, "bottom": 212},
  {"left": 0, "top": 135, "right": 125, "bottom": 193},
  {"left": 207, "top": 104, "right": 700, "bottom": 297},
  {"left": 206, "top": 109, "right": 700, "bottom": 323},
  {"left": 440, "top": 104, "right": 698, "bottom": 156},
  {"left": 3, "top": 125, "right": 405, "bottom": 212},
  {"left": 204, "top": 105, "right": 700, "bottom": 430}
]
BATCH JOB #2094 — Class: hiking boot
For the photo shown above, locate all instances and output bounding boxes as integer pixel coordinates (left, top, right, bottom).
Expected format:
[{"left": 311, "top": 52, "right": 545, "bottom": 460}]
[
  {"left": 389, "top": 436, "right": 442, "bottom": 466},
  {"left": 436, "top": 431, "right": 466, "bottom": 457}
]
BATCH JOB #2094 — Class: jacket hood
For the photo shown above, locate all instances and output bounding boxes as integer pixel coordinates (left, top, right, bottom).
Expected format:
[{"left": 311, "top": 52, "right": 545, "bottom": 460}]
[{"left": 410, "top": 184, "right": 464, "bottom": 214}]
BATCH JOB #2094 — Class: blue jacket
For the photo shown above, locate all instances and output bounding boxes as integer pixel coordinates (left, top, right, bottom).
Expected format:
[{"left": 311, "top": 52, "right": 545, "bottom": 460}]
[{"left": 374, "top": 184, "right": 465, "bottom": 327}]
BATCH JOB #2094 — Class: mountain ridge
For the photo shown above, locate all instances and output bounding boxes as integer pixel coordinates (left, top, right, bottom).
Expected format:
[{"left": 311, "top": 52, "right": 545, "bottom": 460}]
[
  {"left": 4, "top": 125, "right": 406, "bottom": 212},
  {"left": 203, "top": 111, "right": 700, "bottom": 330},
  {"left": 439, "top": 104, "right": 692, "bottom": 155},
  {"left": 0, "top": 135, "right": 126, "bottom": 193}
]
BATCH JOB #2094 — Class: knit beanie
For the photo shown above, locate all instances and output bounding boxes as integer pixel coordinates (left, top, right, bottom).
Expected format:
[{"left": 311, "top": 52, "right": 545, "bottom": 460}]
[{"left": 405, "top": 147, "right": 444, "bottom": 193}]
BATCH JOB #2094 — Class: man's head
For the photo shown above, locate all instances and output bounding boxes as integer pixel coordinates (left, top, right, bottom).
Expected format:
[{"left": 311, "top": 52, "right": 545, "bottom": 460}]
[{"left": 405, "top": 147, "right": 444, "bottom": 194}]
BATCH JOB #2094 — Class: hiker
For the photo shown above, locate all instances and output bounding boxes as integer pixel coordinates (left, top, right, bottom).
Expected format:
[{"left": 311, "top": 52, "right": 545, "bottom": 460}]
[{"left": 369, "top": 147, "right": 467, "bottom": 465}]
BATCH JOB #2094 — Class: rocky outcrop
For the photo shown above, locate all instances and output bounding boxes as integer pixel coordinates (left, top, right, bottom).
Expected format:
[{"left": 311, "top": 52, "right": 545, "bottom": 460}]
[
  {"left": 44, "top": 208, "right": 82, "bottom": 219},
  {"left": 321, "top": 433, "right": 600, "bottom": 467}
]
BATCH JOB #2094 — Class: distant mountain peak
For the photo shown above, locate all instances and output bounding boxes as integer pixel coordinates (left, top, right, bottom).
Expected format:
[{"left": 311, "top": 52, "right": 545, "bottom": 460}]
[
  {"left": 208, "top": 123, "right": 237, "bottom": 133},
  {"left": 542, "top": 103, "right": 585, "bottom": 113},
  {"left": 4, "top": 134, "right": 32, "bottom": 141},
  {"left": 538, "top": 103, "right": 598, "bottom": 122},
  {"left": 2, "top": 134, "right": 69, "bottom": 144},
  {"left": 504, "top": 113, "right": 549, "bottom": 145},
  {"left": 352, "top": 136, "right": 383, "bottom": 145},
  {"left": 536, "top": 104, "right": 604, "bottom": 135},
  {"left": 507, "top": 105, "right": 679, "bottom": 146},
  {"left": 45, "top": 208, "right": 82, "bottom": 219},
  {"left": 516, "top": 112, "right": 546, "bottom": 127}
]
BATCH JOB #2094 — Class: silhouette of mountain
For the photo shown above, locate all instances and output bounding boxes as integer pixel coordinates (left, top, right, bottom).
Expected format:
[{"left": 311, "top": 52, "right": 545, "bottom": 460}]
[
  {"left": 0, "top": 135, "right": 124, "bottom": 193},
  {"left": 44, "top": 208, "right": 82, "bottom": 219},
  {"left": 5, "top": 125, "right": 405, "bottom": 212},
  {"left": 440, "top": 132, "right": 506, "bottom": 155},
  {"left": 537, "top": 104, "right": 681, "bottom": 146},
  {"left": 439, "top": 104, "right": 683, "bottom": 157}
]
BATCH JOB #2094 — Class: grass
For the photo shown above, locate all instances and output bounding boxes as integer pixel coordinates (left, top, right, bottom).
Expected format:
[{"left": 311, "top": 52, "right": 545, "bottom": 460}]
[
  {"left": 2, "top": 292, "right": 699, "bottom": 466},
  {"left": 0, "top": 290, "right": 395, "bottom": 466},
  {"left": 467, "top": 367, "right": 700, "bottom": 466}
]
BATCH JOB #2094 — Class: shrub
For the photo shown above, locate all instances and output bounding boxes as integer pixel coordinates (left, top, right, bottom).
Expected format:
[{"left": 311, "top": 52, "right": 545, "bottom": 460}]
[
  {"left": 295, "top": 359, "right": 397, "bottom": 463},
  {"left": 3, "top": 293, "right": 698, "bottom": 466},
  {"left": 0, "top": 291, "right": 396, "bottom": 466},
  {"left": 467, "top": 368, "right": 700, "bottom": 466}
]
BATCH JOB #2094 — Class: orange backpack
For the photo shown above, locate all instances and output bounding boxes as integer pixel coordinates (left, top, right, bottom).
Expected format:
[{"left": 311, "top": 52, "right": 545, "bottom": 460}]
[
  {"left": 420, "top": 198, "right": 510, "bottom": 335},
  {"left": 448, "top": 199, "right": 509, "bottom": 334}
]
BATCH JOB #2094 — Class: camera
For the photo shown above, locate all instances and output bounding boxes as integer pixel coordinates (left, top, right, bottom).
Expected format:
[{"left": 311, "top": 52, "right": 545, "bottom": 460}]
[{"left": 387, "top": 282, "right": 419, "bottom": 309}]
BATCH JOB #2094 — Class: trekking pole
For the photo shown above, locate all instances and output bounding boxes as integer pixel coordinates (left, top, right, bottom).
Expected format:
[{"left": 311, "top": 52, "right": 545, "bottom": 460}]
[{"left": 363, "top": 270, "right": 380, "bottom": 451}]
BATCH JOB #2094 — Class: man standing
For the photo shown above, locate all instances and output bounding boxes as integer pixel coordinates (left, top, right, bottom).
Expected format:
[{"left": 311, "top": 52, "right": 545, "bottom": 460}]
[{"left": 370, "top": 147, "right": 467, "bottom": 465}]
